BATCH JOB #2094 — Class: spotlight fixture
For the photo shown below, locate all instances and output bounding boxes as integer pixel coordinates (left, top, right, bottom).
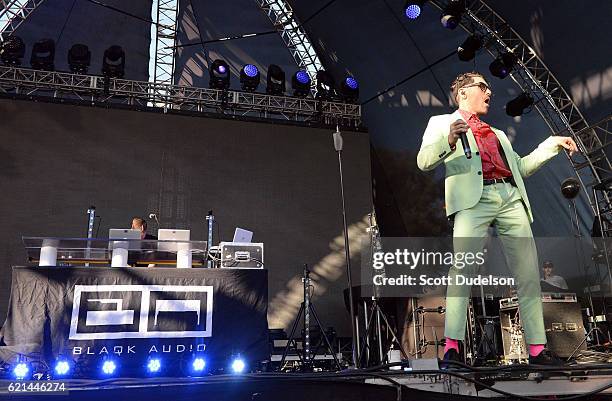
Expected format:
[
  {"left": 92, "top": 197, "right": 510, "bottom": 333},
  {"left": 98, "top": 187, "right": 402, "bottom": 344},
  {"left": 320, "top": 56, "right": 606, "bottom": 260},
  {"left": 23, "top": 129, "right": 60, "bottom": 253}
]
[
  {"left": 440, "top": 0, "right": 465, "bottom": 29},
  {"left": 505, "top": 92, "right": 534, "bottom": 117},
  {"left": 13, "top": 363, "right": 29, "bottom": 380},
  {"left": 231, "top": 358, "right": 246, "bottom": 374},
  {"left": 0, "top": 35, "right": 25, "bottom": 66},
  {"left": 240, "top": 64, "right": 260, "bottom": 92},
  {"left": 102, "top": 45, "right": 125, "bottom": 78},
  {"left": 315, "top": 70, "right": 336, "bottom": 101},
  {"left": 339, "top": 76, "right": 359, "bottom": 103},
  {"left": 209, "top": 59, "right": 230, "bottom": 90},
  {"left": 68, "top": 44, "right": 91, "bottom": 74},
  {"left": 101, "top": 360, "right": 117, "bottom": 375},
  {"left": 457, "top": 35, "right": 482, "bottom": 61},
  {"left": 291, "top": 70, "right": 311, "bottom": 97},
  {"left": 147, "top": 358, "right": 162, "bottom": 373},
  {"left": 561, "top": 177, "right": 581, "bottom": 199},
  {"left": 30, "top": 38, "right": 55, "bottom": 71},
  {"left": 404, "top": 0, "right": 425, "bottom": 19},
  {"left": 192, "top": 357, "right": 206, "bottom": 372},
  {"left": 54, "top": 360, "right": 70, "bottom": 376},
  {"left": 266, "top": 64, "right": 286, "bottom": 95},
  {"left": 489, "top": 52, "right": 516, "bottom": 79}
]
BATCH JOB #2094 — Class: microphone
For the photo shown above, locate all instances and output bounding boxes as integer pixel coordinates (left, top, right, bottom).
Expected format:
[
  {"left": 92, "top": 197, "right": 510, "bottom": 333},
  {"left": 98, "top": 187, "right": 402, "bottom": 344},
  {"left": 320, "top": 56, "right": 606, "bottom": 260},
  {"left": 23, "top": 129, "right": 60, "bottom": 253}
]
[
  {"left": 333, "top": 125, "right": 343, "bottom": 152},
  {"left": 454, "top": 119, "right": 472, "bottom": 159},
  {"left": 148, "top": 212, "right": 160, "bottom": 228}
]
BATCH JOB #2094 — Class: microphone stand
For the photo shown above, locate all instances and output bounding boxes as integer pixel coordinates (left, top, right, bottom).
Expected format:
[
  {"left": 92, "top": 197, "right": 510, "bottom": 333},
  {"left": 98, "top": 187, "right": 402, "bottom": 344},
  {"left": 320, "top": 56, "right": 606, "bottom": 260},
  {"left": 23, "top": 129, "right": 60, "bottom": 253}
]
[{"left": 333, "top": 125, "right": 360, "bottom": 368}]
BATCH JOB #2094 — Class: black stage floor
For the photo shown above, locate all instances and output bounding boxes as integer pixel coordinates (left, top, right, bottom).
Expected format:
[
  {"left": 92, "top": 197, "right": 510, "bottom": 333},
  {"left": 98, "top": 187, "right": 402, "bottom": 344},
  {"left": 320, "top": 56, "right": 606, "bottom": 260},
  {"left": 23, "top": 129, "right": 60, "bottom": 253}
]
[{"left": 1, "top": 367, "right": 612, "bottom": 401}]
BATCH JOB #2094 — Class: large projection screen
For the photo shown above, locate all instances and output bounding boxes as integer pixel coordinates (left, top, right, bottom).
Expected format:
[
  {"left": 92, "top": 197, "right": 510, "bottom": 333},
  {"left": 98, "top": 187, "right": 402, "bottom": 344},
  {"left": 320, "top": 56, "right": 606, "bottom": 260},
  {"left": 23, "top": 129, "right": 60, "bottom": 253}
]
[{"left": 0, "top": 98, "right": 372, "bottom": 335}]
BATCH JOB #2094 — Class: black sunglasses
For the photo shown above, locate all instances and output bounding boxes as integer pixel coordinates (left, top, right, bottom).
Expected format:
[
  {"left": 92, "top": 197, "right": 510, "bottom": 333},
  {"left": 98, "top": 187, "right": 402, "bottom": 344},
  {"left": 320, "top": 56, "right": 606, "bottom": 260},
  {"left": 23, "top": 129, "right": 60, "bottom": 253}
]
[{"left": 461, "top": 82, "right": 492, "bottom": 94}]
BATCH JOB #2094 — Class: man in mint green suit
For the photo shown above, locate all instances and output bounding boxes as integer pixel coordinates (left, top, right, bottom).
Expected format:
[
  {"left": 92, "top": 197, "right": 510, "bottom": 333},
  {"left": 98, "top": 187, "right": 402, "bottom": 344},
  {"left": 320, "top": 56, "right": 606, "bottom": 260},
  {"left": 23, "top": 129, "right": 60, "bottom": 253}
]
[{"left": 417, "top": 72, "right": 577, "bottom": 365}]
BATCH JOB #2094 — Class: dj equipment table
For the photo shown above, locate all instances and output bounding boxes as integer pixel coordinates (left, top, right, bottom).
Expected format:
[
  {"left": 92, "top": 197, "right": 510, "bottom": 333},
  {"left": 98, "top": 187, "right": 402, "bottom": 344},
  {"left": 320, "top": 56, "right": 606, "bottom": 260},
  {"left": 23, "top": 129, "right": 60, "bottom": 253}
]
[{"left": 0, "top": 266, "right": 268, "bottom": 375}]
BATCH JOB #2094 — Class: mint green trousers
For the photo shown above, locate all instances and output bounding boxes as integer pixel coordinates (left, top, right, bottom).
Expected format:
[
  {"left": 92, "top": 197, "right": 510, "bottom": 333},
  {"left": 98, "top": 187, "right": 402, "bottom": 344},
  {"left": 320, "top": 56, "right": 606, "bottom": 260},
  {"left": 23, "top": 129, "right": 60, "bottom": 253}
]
[{"left": 444, "top": 182, "right": 546, "bottom": 345}]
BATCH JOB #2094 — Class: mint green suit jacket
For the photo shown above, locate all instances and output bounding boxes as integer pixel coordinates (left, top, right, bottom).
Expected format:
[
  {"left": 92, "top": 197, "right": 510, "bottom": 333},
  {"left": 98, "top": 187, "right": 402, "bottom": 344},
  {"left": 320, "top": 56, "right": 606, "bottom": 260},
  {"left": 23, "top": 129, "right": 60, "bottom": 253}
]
[{"left": 416, "top": 110, "right": 561, "bottom": 222}]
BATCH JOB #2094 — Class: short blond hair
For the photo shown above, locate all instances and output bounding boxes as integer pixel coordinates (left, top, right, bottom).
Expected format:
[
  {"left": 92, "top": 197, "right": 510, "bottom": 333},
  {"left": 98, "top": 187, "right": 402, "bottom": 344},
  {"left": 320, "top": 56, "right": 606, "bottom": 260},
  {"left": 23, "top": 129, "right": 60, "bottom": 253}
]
[
  {"left": 132, "top": 217, "right": 147, "bottom": 231},
  {"left": 450, "top": 71, "right": 487, "bottom": 104}
]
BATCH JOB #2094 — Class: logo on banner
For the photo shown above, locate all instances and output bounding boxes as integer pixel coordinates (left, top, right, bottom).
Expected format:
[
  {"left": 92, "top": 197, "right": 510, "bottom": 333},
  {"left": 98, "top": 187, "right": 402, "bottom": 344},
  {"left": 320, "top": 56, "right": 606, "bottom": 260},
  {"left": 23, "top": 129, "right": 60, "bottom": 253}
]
[{"left": 68, "top": 285, "right": 213, "bottom": 340}]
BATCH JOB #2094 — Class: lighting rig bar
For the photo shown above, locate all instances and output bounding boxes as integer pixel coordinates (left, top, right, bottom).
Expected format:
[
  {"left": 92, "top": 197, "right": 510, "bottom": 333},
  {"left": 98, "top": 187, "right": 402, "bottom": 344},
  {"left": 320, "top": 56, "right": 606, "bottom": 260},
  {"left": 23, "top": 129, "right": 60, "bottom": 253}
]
[
  {"left": 430, "top": 0, "right": 611, "bottom": 214},
  {"left": 0, "top": 65, "right": 362, "bottom": 126},
  {"left": 255, "top": 0, "right": 324, "bottom": 96}
]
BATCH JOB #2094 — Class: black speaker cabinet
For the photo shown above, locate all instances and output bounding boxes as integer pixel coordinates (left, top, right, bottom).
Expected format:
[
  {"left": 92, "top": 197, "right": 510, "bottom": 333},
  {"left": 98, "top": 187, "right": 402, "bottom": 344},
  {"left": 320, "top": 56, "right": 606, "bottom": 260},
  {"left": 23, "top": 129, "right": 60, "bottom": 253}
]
[{"left": 499, "top": 293, "right": 586, "bottom": 359}]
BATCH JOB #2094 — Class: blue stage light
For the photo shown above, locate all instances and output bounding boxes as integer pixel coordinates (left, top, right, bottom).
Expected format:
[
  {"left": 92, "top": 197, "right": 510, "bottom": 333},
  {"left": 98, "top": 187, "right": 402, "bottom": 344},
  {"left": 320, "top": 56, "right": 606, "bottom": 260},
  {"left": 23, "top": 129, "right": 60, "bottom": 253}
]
[
  {"left": 405, "top": 4, "right": 421, "bottom": 19},
  {"left": 147, "top": 358, "right": 161, "bottom": 373},
  {"left": 231, "top": 358, "right": 246, "bottom": 374},
  {"left": 54, "top": 361, "right": 70, "bottom": 376},
  {"left": 345, "top": 77, "right": 358, "bottom": 90},
  {"left": 217, "top": 64, "right": 227, "bottom": 74},
  {"left": 243, "top": 64, "right": 258, "bottom": 78},
  {"left": 13, "top": 363, "right": 29, "bottom": 380},
  {"left": 192, "top": 358, "right": 206, "bottom": 372},
  {"left": 102, "top": 360, "right": 116, "bottom": 375},
  {"left": 296, "top": 70, "right": 310, "bottom": 85}
]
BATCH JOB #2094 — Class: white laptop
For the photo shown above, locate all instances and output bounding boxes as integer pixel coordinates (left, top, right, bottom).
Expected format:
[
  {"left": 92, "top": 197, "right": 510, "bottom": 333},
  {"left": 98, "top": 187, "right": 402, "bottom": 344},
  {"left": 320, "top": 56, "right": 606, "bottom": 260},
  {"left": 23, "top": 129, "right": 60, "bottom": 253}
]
[
  {"left": 108, "top": 229, "right": 141, "bottom": 251},
  {"left": 157, "top": 229, "right": 190, "bottom": 252},
  {"left": 233, "top": 227, "right": 253, "bottom": 243},
  {"left": 109, "top": 229, "right": 141, "bottom": 240}
]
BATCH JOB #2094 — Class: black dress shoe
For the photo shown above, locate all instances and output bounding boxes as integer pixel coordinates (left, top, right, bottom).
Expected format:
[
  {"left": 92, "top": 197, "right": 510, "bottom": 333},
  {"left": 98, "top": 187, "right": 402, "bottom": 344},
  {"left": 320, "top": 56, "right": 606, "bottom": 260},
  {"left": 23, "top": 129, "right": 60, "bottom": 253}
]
[
  {"left": 441, "top": 348, "right": 464, "bottom": 369},
  {"left": 528, "top": 349, "right": 564, "bottom": 365}
]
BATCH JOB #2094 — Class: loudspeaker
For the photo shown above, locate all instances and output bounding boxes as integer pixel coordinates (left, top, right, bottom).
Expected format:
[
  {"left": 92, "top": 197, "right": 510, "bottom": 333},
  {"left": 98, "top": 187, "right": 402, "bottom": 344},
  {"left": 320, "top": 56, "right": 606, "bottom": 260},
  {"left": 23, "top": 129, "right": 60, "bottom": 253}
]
[{"left": 499, "top": 293, "right": 586, "bottom": 359}]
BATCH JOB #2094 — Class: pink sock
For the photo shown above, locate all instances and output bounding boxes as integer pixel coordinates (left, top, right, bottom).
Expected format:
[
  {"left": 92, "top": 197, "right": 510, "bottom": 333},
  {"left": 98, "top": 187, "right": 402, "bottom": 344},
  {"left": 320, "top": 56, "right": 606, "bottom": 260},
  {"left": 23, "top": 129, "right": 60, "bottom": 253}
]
[
  {"left": 444, "top": 337, "right": 459, "bottom": 353},
  {"left": 529, "top": 344, "right": 545, "bottom": 357}
]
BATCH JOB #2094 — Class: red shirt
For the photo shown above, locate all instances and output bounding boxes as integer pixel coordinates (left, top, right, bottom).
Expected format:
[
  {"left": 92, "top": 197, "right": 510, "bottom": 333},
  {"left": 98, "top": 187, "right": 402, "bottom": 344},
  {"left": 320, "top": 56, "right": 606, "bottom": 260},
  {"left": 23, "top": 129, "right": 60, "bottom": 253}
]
[{"left": 459, "top": 110, "right": 512, "bottom": 180}]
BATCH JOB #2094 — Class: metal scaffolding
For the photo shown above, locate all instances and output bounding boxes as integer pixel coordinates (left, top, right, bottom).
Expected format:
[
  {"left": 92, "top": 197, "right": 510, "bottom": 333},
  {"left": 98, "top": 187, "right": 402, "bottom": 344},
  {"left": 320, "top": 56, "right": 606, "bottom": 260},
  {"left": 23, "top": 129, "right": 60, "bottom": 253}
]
[
  {"left": 431, "top": 0, "right": 611, "bottom": 214},
  {"left": 254, "top": 0, "right": 324, "bottom": 94},
  {"left": 149, "top": 0, "right": 179, "bottom": 105},
  {"left": 0, "top": 65, "right": 362, "bottom": 126},
  {"left": 0, "top": 0, "right": 45, "bottom": 41}
]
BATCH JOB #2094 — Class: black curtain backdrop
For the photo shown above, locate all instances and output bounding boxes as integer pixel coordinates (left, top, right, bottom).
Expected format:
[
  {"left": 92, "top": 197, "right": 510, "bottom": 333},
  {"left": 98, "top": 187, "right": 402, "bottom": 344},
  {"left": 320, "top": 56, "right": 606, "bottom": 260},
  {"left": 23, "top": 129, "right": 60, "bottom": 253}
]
[{"left": 0, "top": 98, "right": 373, "bottom": 336}]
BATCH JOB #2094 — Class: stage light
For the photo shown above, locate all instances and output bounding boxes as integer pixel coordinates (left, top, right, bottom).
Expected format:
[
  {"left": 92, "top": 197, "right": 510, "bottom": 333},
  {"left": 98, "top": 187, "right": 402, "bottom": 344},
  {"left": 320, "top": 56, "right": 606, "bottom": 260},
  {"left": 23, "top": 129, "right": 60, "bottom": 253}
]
[
  {"left": 30, "top": 38, "right": 55, "bottom": 71},
  {"left": 315, "top": 70, "right": 336, "bottom": 101},
  {"left": 457, "top": 35, "right": 482, "bottom": 62},
  {"left": 291, "top": 70, "right": 311, "bottom": 97},
  {"left": 240, "top": 64, "right": 260, "bottom": 92},
  {"left": 102, "top": 360, "right": 117, "bottom": 375},
  {"left": 192, "top": 357, "right": 206, "bottom": 372},
  {"left": 54, "top": 360, "right": 70, "bottom": 376},
  {"left": 404, "top": 0, "right": 425, "bottom": 19},
  {"left": 561, "top": 178, "right": 581, "bottom": 199},
  {"left": 13, "top": 363, "right": 29, "bottom": 380},
  {"left": 147, "top": 358, "right": 161, "bottom": 373},
  {"left": 440, "top": 0, "right": 464, "bottom": 29},
  {"left": 506, "top": 92, "right": 534, "bottom": 117},
  {"left": 0, "top": 35, "right": 25, "bottom": 66},
  {"left": 209, "top": 59, "right": 230, "bottom": 90},
  {"left": 489, "top": 52, "right": 516, "bottom": 79},
  {"left": 68, "top": 44, "right": 91, "bottom": 74},
  {"left": 339, "top": 76, "right": 359, "bottom": 103},
  {"left": 266, "top": 64, "right": 286, "bottom": 95},
  {"left": 102, "top": 45, "right": 125, "bottom": 78},
  {"left": 231, "top": 358, "right": 246, "bottom": 374}
]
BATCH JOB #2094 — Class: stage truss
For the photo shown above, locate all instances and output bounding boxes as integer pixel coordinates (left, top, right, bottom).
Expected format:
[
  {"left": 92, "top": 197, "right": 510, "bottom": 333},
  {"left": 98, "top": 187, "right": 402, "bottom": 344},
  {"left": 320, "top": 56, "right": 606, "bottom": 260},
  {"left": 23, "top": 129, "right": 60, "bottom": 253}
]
[
  {"left": 0, "top": 65, "right": 362, "bottom": 126},
  {"left": 430, "top": 0, "right": 611, "bottom": 215},
  {"left": 255, "top": 0, "right": 324, "bottom": 95},
  {"left": 0, "top": 0, "right": 45, "bottom": 41},
  {"left": 149, "top": 0, "right": 179, "bottom": 105}
]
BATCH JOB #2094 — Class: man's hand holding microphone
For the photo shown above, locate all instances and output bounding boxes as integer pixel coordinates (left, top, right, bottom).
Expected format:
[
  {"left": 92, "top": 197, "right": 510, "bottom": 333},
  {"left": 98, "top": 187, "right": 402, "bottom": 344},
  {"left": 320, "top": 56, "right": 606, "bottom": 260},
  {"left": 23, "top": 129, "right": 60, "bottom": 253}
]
[{"left": 449, "top": 119, "right": 472, "bottom": 159}]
